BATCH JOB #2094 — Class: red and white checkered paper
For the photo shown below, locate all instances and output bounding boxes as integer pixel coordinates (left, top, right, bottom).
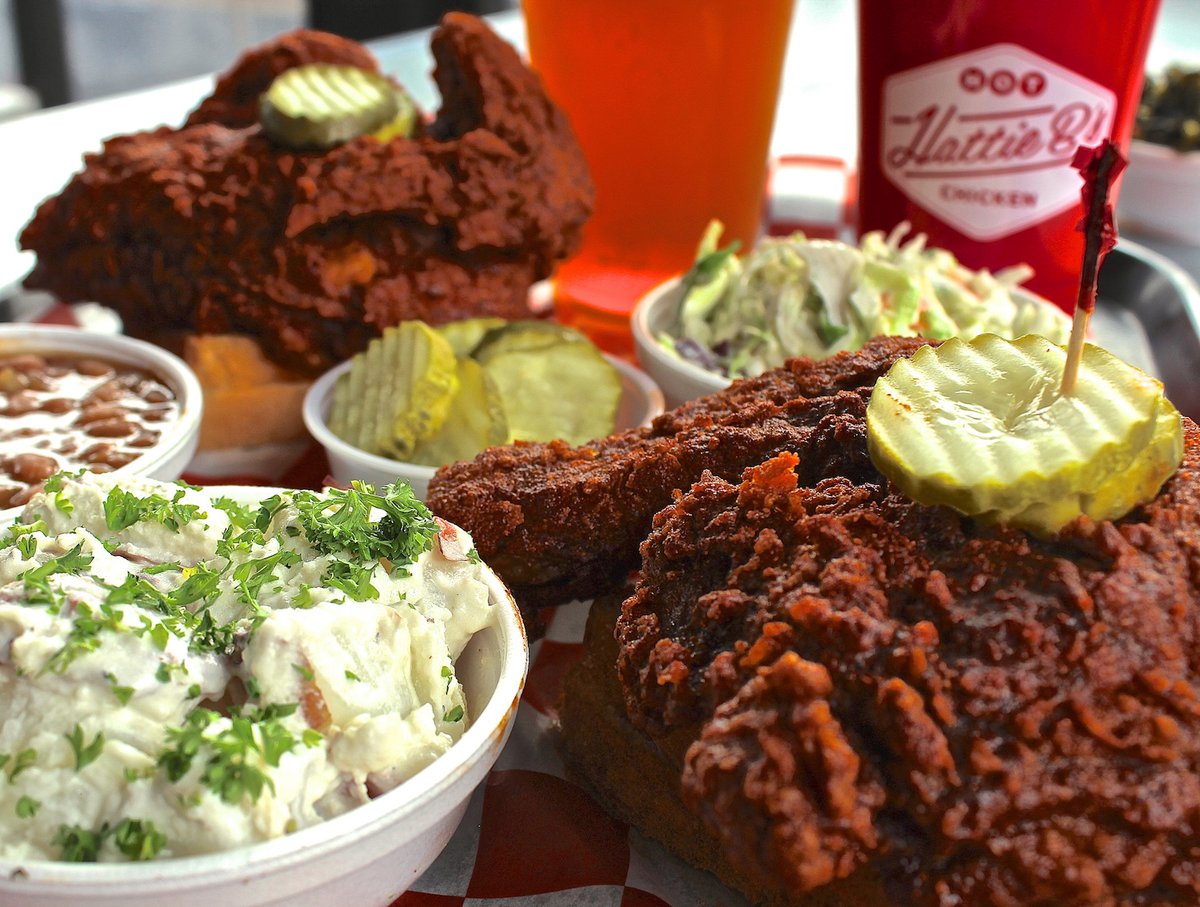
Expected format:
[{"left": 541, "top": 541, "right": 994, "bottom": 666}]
[{"left": 28, "top": 157, "right": 856, "bottom": 906}]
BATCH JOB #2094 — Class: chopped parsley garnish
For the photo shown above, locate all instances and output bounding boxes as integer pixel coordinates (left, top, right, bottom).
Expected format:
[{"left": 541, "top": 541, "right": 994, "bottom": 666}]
[
  {"left": 21, "top": 543, "right": 94, "bottom": 615},
  {"left": 105, "top": 671, "right": 135, "bottom": 705},
  {"left": 189, "top": 610, "right": 239, "bottom": 656},
  {"left": 55, "top": 824, "right": 103, "bottom": 862},
  {"left": 287, "top": 483, "right": 438, "bottom": 568},
  {"left": 7, "top": 748, "right": 36, "bottom": 781},
  {"left": 66, "top": 725, "right": 104, "bottom": 770},
  {"left": 42, "top": 472, "right": 78, "bottom": 514},
  {"left": 42, "top": 601, "right": 125, "bottom": 675},
  {"left": 21, "top": 543, "right": 93, "bottom": 585},
  {"left": 344, "top": 669, "right": 361, "bottom": 682},
  {"left": 443, "top": 705, "right": 464, "bottom": 723},
  {"left": 15, "top": 796, "right": 40, "bottom": 818},
  {"left": 103, "top": 487, "right": 203, "bottom": 533},
  {"left": 292, "top": 663, "right": 314, "bottom": 682},
  {"left": 157, "top": 705, "right": 304, "bottom": 805},
  {"left": 232, "top": 550, "right": 300, "bottom": 606},
  {"left": 211, "top": 496, "right": 256, "bottom": 529},
  {"left": 323, "top": 560, "right": 379, "bottom": 601},
  {"left": 111, "top": 818, "right": 167, "bottom": 861},
  {"left": 168, "top": 565, "right": 222, "bottom": 608},
  {"left": 54, "top": 819, "right": 166, "bottom": 862}
]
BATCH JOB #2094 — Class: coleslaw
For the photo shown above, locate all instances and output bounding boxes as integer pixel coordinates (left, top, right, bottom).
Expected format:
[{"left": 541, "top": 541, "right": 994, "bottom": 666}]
[{"left": 661, "top": 221, "right": 1073, "bottom": 378}]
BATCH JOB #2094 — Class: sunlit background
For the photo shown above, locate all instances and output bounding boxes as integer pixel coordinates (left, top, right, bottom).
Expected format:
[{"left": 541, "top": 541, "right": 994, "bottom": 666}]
[{"left": 0, "top": 0, "right": 513, "bottom": 116}]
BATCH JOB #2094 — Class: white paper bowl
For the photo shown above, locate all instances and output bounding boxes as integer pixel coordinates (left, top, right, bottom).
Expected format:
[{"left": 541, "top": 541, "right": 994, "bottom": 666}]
[
  {"left": 0, "top": 325, "right": 202, "bottom": 520},
  {"left": 304, "top": 353, "right": 666, "bottom": 499},
  {"left": 631, "top": 278, "right": 731, "bottom": 408},
  {"left": 0, "top": 485, "right": 528, "bottom": 907},
  {"left": 1117, "top": 140, "right": 1200, "bottom": 247}
]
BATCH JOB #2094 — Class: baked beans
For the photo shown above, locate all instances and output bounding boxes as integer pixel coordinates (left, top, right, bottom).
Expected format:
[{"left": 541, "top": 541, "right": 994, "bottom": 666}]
[{"left": 0, "top": 353, "right": 180, "bottom": 509}]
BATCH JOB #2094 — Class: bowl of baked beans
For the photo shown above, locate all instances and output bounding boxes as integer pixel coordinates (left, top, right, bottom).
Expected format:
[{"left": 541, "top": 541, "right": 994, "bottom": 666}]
[{"left": 0, "top": 325, "right": 202, "bottom": 514}]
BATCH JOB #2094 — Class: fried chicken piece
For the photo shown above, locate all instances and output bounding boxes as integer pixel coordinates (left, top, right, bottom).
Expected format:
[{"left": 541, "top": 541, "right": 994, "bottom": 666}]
[
  {"left": 427, "top": 336, "right": 931, "bottom": 612},
  {"left": 609, "top": 421, "right": 1200, "bottom": 906},
  {"left": 19, "top": 15, "right": 592, "bottom": 374}
]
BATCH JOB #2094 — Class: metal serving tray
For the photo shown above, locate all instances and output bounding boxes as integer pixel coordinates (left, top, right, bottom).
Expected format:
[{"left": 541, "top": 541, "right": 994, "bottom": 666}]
[{"left": 1092, "top": 239, "right": 1200, "bottom": 421}]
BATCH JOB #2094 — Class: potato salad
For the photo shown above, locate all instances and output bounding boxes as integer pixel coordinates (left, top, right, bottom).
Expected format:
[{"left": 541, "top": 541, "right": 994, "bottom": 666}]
[{"left": 0, "top": 474, "right": 496, "bottom": 862}]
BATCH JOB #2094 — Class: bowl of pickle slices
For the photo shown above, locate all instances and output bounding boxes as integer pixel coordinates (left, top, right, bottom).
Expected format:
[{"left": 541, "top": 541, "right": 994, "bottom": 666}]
[{"left": 304, "top": 319, "right": 665, "bottom": 499}]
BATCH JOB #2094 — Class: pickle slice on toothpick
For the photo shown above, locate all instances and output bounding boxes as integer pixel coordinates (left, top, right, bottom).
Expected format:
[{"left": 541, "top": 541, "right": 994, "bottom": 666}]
[
  {"left": 866, "top": 334, "right": 1183, "bottom": 533},
  {"left": 866, "top": 141, "right": 1184, "bottom": 535}
]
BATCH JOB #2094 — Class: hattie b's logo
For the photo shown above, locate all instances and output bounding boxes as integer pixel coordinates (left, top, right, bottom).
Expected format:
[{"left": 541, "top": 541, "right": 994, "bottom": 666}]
[{"left": 880, "top": 44, "right": 1115, "bottom": 241}]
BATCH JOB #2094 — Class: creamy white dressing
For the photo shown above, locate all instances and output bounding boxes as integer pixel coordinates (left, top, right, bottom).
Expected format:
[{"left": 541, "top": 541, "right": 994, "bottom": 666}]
[{"left": 0, "top": 474, "right": 496, "bottom": 862}]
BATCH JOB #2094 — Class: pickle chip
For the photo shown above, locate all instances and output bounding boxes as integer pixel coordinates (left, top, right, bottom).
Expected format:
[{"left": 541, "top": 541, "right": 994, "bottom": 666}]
[
  {"left": 409, "top": 358, "right": 508, "bottom": 467},
  {"left": 483, "top": 341, "right": 621, "bottom": 446},
  {"left": 330, "top": 322, "right": 458, "bottom": 459},
  {"left": 472, "top": 321, "right": 592, "bottom": 362},
  {"left": 435, "top": 318, "right": 508, "bottom": 358},
  {"left": 866, "top": 334, "right": 1184, "bottom": 535},
  {"left": 259, "top": 64, "right": 416, "bottom": 150},
  {"left": 328, "top": 318, "right": 624, "bottom": 467}
]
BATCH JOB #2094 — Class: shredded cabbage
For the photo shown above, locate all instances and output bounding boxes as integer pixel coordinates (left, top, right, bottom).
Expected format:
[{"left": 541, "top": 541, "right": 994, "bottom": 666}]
[{"left": 662, "top": 221, "right": 1072, "bottom": 379}]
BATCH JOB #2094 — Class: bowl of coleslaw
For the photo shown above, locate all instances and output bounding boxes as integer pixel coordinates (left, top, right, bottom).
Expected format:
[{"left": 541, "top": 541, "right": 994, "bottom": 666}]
[{"left": 633, "top": 221, "right": 1073, "bottom": 408}]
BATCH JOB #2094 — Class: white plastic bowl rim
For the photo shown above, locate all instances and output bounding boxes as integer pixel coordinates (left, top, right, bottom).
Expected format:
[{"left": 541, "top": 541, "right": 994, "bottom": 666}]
[
  {"left": 0, "top": 484, "right": 528, "bottom": 897},
  {"left": 0, "top": 324, "right": 203, "bottom": 517},
  {"left": 631, "top": 277, "right": 732, "bottom": 388},
  {"left": 303, "top": 358, "right": 439, "bottom": 487}
]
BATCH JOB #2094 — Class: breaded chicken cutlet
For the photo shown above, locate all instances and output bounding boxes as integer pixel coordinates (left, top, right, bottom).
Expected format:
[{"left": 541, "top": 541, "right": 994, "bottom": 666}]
[
  {"left": 427, "top": 336, "right": 931, "bottom": 614},
  {"left": 564, "top": 423, "right": 1200, "bottom": 907},
  {"left": 19, "top": 15, "right": 592, "bottom": 374}
]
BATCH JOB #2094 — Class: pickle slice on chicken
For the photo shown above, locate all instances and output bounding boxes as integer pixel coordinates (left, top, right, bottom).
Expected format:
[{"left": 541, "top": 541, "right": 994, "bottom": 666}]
[
  {"left": 260, "top": 64, "right": 415, "bottom": 149},
  {"left": 866, "top": 333, "right": 1184, "bottom": 534}
]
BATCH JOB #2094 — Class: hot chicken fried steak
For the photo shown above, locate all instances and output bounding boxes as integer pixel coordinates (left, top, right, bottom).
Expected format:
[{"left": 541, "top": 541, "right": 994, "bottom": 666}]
[
  {"left": 428, "top": 341, "right": 1200, "bottom": 905},
  {"left": 19, "top": 15, "right": 592, "bottom": 375},
  {"left": 428, "top": 336, "right": 930, "bottom": 612}
]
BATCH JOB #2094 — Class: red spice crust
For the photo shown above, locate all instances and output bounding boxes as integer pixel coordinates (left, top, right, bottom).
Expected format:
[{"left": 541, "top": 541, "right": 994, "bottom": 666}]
[
  {"left": 616, "top": 423, "right": 1200, "bottom": 905},
  {"left": 428, "top": 336, "right": 932, "bottom": 614},
  {"left": 19, "top": 15, "right": 592, "bottom": 374}
]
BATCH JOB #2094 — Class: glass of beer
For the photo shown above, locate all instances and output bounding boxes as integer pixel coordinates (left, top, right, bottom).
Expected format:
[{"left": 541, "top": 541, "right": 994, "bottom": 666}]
[{"left": 523, "top": 0, "right": 795, "bottom": 353}]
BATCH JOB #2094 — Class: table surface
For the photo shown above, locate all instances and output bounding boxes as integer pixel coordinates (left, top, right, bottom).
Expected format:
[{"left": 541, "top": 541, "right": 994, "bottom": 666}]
[{"left": 0, "top": 7, "right": 1198, "bottom": 906}]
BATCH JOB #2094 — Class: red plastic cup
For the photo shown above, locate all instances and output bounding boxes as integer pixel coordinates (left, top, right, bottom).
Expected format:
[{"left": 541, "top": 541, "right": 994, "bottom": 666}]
[{"left": 857, "top": 0, "right": 1161, "bottom": 310}]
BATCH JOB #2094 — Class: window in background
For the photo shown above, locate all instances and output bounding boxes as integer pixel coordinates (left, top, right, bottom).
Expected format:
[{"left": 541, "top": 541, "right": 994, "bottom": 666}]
[
  {"left": 0, "top": 0, "right": 17, "bottom": 84},
  {"left": 63, "top": 0, "right": 304, "bottom": 102}
]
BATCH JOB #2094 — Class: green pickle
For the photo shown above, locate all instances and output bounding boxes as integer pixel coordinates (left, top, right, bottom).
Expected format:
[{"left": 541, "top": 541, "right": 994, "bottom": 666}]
[
  {"left": 331, "top": 323, "right": 459, "bottom": 460},
  {"left": 328, "top": 318, "right": 625, "bottom": 469},
  {"left": 866, "top": 333, "right": 1184, "bottom": 535},
  {"left": 260, "top": 64, "right": 416, "bottom": 149}
]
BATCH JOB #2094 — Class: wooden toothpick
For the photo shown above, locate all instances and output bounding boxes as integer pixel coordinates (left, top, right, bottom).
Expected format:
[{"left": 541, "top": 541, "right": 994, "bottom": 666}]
[{"left": 1059, "top": 140, "right": 1126, "bottom": 396}]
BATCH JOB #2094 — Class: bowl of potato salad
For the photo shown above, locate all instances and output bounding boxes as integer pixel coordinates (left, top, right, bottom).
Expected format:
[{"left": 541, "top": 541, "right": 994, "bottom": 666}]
[{"left": 0, "top": 473, "right": 527, "bottom": 906}]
